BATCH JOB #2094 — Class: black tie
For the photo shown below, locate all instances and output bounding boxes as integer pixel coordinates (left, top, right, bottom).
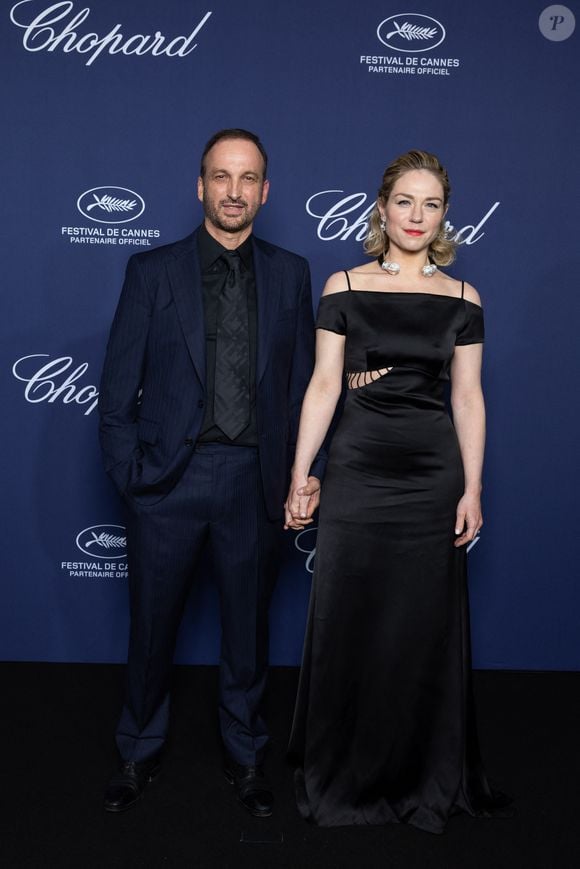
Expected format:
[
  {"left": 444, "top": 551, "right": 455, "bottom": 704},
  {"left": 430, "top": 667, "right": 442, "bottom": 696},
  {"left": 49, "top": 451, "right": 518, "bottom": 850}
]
[{"left": 214, "top": 251, "right": 250, "bottom": 439}]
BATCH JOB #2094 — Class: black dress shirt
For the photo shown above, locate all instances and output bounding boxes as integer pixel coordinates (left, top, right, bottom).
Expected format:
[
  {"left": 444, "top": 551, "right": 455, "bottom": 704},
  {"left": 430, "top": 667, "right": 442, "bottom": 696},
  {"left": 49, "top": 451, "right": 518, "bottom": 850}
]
[{"left": 197, "top": 223, "right": 258, "bottom": 445}]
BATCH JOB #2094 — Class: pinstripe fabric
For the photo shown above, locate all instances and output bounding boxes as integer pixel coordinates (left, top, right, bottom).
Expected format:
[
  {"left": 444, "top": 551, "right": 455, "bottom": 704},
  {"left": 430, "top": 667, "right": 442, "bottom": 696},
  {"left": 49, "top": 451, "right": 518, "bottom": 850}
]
[
  {"left": 99, "top": 229, "right": 327, "bottom": 519},
  {"left": 117, "top": 445, "right": 280, "bottom": 764}
]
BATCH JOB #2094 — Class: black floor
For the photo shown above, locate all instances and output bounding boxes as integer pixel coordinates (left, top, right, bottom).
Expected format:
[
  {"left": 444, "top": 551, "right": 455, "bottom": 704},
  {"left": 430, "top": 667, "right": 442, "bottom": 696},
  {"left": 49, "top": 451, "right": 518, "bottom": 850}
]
[{"left": 1, "top": 664, "right": 579, "bottom": 869}]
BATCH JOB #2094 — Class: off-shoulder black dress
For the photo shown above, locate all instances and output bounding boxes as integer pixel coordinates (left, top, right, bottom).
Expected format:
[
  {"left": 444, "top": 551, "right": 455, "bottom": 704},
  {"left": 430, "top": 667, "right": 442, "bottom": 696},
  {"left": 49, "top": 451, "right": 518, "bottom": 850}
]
[{"left": 289, "top": 277, "right": 504, "bottom": 834}]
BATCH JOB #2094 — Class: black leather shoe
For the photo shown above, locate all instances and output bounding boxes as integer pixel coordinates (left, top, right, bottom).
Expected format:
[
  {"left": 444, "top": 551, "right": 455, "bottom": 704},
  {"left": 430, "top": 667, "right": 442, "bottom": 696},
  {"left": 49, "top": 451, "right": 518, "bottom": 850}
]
[
  {"left": 224, "top": 761, "right": 273, "bottom": 817},
  {"left": 104, "top": 757, "right": 160, "bottom": 813}
]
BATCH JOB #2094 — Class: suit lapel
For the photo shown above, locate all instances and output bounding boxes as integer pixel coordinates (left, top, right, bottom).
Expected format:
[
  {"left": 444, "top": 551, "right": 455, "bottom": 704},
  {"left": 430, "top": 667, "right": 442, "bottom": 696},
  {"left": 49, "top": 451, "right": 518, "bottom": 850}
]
[
  {"left": 166, "top": 232, "right": 206, "bottom": 387},
  {"left": 253, "top": 237, "right": 281, "bottom": 383}
]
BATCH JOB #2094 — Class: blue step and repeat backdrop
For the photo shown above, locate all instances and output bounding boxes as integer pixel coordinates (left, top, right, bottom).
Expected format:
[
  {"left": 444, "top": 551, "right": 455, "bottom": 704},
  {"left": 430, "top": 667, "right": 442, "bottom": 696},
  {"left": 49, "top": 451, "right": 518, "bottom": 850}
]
[{"left": 2, "top": 1, "right": 578, "bottom": 669}]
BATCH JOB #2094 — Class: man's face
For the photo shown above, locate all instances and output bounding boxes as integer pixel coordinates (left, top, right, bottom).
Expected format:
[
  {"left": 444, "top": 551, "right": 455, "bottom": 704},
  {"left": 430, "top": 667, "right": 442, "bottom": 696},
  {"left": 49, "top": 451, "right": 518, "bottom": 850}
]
[{"left": 197, "top": 138, "right": 269, "bottom": 237}]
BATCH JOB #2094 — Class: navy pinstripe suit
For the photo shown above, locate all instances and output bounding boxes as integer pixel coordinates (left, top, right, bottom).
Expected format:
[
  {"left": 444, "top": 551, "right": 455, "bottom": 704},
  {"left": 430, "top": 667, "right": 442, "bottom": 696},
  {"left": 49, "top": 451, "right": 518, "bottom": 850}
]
[{"left": 99, "top": 227, "right": 324, "bottom": 765}]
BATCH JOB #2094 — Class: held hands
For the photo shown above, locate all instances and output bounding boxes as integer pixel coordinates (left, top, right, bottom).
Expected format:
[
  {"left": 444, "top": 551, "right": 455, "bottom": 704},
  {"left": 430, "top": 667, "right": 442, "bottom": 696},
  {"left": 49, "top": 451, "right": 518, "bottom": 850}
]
[
  {"left": 284, "top": 476, "right": 321, "bottom": 530},
  {"left": 454, "top": 491, "right": 482, "bottom": 547}
]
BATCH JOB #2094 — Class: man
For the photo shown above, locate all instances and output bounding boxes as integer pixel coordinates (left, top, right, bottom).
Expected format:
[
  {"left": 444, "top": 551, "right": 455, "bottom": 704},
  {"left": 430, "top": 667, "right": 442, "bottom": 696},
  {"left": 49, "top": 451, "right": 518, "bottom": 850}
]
[{"left": 99, "top": 129, "right": 322, "bottom": 816}]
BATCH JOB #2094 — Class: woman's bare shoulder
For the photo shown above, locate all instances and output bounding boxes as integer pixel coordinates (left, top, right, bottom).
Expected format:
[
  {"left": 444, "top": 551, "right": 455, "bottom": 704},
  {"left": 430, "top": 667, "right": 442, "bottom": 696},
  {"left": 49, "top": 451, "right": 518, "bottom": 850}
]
[
  {"left": 321, "top": 271, "right": 350, "bottom": 296},
  {"left": 440, "top": 273, "right": 482, "bottom": 306},
  {"left": 322, "top": 262, "right": 377, "bottom": 296},
  {"left": 461, "top": 281, "right": 481, "bottom": 306}
]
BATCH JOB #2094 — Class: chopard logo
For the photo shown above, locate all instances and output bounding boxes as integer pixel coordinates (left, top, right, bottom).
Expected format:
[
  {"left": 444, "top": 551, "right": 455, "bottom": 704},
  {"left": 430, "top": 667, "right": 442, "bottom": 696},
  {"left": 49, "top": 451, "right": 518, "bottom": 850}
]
[
  {"left": 9, "top": 1, "right": 213, "bottom": 67},
  {"left": 295, "top": 527, "right": 317, "bottom": 574},
  {"left": 76, "top": 525, "right": 127, "bottom": 559},
  {"left": 467, "top": 536, "right": 480, "bottom": 553},
  {"left": 12, "top": 354, "right": 99, "bottom": 416},
  {"left": 77, "top": 187, "right": 145, "bottom": 224},
  {"left": 306, "top": 190, "right": 500, "bottom": 245},
  {"left": 295, "top": 527, "right": 480, "bottom": 573},
  {"left": 377, "top": 14, "right": 445, "bottom": 52}
]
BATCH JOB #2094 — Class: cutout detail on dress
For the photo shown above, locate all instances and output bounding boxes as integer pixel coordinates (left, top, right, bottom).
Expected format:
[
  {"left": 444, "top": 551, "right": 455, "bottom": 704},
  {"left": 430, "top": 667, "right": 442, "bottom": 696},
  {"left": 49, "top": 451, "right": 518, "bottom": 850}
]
[{"left": 346, "top": 367, "right": 393, "bottom": 389}]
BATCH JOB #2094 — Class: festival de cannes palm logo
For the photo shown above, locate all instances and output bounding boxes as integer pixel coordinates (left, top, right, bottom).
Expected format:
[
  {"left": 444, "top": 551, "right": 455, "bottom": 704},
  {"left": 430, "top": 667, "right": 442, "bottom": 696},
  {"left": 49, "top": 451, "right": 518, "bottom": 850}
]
[
  {"left": 77, "top": 186, "right": 145, "bottom": 224},
  {"left": 377, "top": 13, "right": 445, "bottom": 52},
  {"left": 76, "top": 525, "right": 127, "bottom": 559}
]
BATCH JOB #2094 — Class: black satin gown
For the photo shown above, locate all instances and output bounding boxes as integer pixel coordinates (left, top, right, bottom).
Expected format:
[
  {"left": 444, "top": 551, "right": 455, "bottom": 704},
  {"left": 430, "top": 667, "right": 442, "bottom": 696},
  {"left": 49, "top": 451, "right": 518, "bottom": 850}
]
[{"left": 289, "top": 278, "right": 504, "bottom": 834}]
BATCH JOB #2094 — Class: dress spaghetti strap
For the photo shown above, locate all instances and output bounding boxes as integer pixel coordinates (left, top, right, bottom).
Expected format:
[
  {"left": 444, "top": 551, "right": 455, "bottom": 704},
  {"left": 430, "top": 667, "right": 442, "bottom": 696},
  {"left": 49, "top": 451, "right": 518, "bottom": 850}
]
[
  {"left": 461, "top": 280, "right": 465, "bottom": 299},
  {"left": 343, "top": 270, "right": 352, "bottom": 291}
]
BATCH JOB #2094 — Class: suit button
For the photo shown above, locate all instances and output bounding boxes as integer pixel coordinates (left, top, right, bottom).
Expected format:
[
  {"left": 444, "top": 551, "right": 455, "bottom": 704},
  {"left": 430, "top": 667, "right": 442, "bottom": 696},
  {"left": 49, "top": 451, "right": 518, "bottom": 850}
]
[
  {"left": 197, "top": 400, "right": 204, "bottom": 409},
  {"left": 184, "top": 438, "right": 194, "bottom": 447}
]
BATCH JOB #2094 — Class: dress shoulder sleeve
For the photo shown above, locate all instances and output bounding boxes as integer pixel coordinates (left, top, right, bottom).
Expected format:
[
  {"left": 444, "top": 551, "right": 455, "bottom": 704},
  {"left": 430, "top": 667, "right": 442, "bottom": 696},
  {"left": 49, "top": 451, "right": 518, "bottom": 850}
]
[
  {"left": 315, "top": 293, "right": 347, "bottom": 335},
  {"left": 455, "top": 301, "right": 484, "bottom": 345}
]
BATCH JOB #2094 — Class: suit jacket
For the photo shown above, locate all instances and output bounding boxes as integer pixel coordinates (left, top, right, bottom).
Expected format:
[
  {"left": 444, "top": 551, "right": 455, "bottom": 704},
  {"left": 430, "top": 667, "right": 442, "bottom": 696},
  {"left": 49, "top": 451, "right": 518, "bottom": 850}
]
[{"left": 98, "top": 228, "right": 325, "bottom": 519}]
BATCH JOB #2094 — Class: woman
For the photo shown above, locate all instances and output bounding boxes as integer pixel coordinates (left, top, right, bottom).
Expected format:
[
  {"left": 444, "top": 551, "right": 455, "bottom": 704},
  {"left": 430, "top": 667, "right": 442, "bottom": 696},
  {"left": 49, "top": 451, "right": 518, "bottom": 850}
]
[{"left": 285, "top": 150, "right": 507, "bottom": 834}]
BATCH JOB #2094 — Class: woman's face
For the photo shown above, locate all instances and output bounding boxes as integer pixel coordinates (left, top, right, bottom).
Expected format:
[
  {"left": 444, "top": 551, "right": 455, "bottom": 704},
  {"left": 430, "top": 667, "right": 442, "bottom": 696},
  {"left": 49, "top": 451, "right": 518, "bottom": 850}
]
[{"left": 379, "top": 169, "right": 446, "bottom": 256}]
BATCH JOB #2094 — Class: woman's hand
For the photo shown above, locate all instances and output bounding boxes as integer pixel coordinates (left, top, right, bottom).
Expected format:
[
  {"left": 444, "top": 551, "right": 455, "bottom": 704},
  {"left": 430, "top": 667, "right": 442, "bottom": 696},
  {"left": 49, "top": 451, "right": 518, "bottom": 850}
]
[
  {"left": 284, "top": 476, "right": 321, "bottom": 530},
  {"left": 454, "top": 491, "right": 482, "bottom": 547}
]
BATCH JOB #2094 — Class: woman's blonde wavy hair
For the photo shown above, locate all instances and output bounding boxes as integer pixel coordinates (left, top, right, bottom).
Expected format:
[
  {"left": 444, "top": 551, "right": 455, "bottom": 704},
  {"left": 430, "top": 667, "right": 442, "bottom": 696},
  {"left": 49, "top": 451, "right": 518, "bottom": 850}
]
[{"left": 364, "top": 150, "right": 456, "bottom": 267}]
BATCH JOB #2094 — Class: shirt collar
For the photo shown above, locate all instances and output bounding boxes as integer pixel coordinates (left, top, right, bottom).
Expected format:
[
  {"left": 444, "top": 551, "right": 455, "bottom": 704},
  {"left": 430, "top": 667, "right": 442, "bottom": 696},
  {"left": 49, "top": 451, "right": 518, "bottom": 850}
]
[{"left": 198, "top": 222, "right": 254, "bottom": 271}]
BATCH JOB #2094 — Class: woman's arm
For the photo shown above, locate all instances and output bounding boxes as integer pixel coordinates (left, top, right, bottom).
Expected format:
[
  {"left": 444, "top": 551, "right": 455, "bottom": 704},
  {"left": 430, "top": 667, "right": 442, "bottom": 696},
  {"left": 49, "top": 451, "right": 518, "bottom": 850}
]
[
  {"left": 284, "top": 277, "right": 346, "bottom": 529},
  {"left": 450, "top": 340, "right": 485, "bottom": 547}
]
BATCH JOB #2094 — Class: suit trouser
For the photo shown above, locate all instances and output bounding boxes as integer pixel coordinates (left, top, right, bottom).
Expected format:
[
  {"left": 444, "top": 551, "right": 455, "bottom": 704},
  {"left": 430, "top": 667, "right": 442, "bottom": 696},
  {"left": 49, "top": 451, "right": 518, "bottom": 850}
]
[{"left": 116, "top": 443, "right": 283, "bottom": 765}]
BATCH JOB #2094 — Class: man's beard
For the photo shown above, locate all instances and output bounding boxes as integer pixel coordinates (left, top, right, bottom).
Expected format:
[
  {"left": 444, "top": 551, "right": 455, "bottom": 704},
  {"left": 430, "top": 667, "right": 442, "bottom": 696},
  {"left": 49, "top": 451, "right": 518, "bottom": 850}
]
[{"left": 203, "top": 193, "right": 260, "bottom": 234}]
